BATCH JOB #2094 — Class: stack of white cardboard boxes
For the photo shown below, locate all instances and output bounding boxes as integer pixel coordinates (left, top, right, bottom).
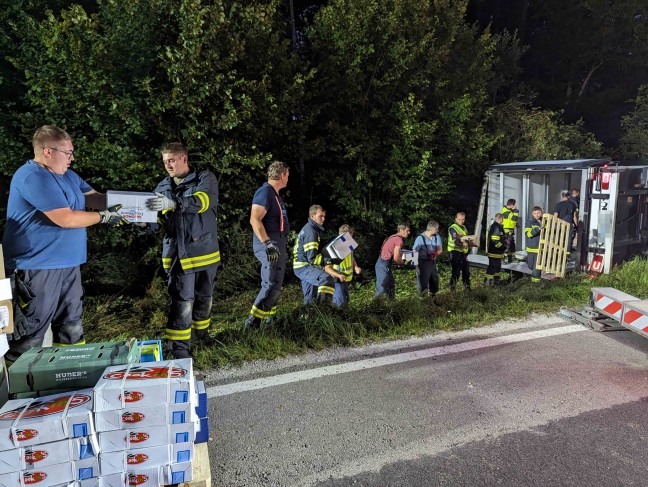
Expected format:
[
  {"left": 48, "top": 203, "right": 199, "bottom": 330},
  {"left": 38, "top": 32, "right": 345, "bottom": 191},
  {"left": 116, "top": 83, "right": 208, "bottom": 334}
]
[
  {"left": 0, "top": 389, "right": 99, "bottom": 486},
  {"left": 0, "top": 358, "right": 208, "bottom": 487}
]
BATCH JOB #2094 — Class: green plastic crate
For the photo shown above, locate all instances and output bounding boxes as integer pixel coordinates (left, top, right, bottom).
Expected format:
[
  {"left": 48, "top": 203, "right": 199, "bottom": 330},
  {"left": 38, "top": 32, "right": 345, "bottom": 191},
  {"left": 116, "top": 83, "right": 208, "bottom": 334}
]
[{"left": 8, "top": 339, "right": 141, "bottom": 395}]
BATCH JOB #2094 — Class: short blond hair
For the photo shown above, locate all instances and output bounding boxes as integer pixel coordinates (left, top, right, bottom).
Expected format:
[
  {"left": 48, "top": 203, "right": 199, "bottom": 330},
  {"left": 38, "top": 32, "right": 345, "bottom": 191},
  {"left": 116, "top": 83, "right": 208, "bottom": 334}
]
[{"left": 32, "top": 125, "right": 71, "bottom": 152}]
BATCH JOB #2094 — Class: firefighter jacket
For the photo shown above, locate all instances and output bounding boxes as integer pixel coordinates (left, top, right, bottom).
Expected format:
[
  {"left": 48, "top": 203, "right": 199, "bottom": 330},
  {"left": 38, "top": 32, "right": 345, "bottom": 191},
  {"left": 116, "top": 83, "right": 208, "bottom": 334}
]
[
  {"left": 447, "top": 223, "right": 469, "bottom": 253},
  {"left": 154, "top": 169, "right": 220, "bottom": 274},
  {"left": 293, "top": 218, "right": 330, "bottom": 269},
  {"left": 525, "top": 217, "right": 542, "bottom": 253},
  {"left": 500, "top": 206, "right": 519, "bottom": 234},
  {"left": 487, "top": 222, "right": 506, "bottom": 258}
]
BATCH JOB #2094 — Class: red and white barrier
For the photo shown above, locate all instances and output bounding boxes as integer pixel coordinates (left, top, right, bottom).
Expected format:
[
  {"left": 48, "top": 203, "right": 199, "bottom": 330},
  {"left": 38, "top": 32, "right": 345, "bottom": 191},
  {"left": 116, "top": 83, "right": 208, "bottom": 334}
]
[
  {"left": 621, "top": 301, "right": 648, "bottom": 340},
  {"left": 591, "top": 287, "right": 639, "bottom": 321}
]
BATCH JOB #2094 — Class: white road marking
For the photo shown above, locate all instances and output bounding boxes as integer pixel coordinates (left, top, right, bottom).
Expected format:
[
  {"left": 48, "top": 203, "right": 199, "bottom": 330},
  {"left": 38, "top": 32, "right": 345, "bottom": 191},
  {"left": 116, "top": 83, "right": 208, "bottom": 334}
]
[{"left": 206, "top": 324, "right": 586, "bottom": 398}]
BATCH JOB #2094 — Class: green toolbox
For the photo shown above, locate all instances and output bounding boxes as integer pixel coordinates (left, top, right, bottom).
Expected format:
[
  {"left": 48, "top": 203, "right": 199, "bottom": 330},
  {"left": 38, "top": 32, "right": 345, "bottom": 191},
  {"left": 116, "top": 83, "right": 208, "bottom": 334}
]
[{"left": 8, "top": 339, "right": 141, "bottom": 395}]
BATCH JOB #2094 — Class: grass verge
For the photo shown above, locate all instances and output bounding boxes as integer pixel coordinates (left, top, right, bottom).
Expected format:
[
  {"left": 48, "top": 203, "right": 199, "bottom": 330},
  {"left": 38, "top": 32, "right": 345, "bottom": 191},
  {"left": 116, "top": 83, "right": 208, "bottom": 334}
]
[{"left": 83, "top": 257, "right": 648, "bottom": 369}]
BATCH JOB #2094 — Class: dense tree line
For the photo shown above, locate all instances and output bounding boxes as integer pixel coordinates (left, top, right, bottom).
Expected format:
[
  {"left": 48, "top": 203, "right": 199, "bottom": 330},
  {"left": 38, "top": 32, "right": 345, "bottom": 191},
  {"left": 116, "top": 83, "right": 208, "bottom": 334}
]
[{"left": 0, "top": 0, "right": 645, "bottom": 297}]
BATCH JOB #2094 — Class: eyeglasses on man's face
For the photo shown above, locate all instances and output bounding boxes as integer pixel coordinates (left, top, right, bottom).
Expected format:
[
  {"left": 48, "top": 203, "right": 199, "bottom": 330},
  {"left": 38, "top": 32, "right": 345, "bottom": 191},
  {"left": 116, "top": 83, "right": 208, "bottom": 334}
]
[{"left": 48, "top": 147, "right": 74, "bottom": 160}]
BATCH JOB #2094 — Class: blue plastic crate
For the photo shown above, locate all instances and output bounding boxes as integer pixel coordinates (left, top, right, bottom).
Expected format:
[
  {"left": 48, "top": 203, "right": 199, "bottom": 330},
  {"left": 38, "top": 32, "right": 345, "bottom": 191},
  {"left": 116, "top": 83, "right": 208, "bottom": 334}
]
[{"left": 138, "top": 339, "right": 163, "bottom": 362}]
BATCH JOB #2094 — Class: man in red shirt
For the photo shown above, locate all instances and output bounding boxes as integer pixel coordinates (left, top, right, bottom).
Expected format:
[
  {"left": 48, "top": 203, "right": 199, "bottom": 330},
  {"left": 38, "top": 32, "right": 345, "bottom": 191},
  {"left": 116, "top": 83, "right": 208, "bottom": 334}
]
[{"left": 374, "top": 224, "right": 410, "bottom": 299}]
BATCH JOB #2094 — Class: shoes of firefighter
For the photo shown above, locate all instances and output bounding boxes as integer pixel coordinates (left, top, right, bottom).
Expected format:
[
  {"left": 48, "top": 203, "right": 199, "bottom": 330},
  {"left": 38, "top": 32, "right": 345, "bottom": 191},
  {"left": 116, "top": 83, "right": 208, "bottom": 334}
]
[{"left": 169, "top": 349, "right": 191, "bottom": 360}]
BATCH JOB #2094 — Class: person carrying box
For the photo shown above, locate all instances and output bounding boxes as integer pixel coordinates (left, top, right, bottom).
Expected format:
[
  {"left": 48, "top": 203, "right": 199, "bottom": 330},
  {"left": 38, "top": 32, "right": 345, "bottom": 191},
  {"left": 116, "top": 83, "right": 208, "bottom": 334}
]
[
  {"left": 448, "top": 212, "right": 473, "bottom": 291},
  {"left": 332, "top": 224, "right": 362, "bottom": 306},
  {"left": 2, "top": 125, "right": 127, "bottom": 363},
  {"left": 143, "top": 142, "right": 220, "bottom": 359},
  {"left": 374, "top": 224, "right": 410, "bottom": 299}
]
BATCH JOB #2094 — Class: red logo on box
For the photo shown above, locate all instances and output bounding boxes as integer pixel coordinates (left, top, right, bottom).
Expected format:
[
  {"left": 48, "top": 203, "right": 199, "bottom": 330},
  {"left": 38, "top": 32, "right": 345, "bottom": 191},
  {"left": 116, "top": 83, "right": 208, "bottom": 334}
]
[
  {"left": 128, "top": 474, "right": 149, "bottom": 485},
  {"left": 127, "top": 453, "right": 149, "bottom": 465},
  {"left": 119, "top": 391, "right": 145, "bottom": 403},
  {"left": 129, "top": 432, "right": 150, "bottom": 443},
  {"left": 105, "top": 366, "right": 187, "bottom": 380},
  {"left": 23, "top": 471, "right": 47, "bottom": 484},
  {"left": 24, "top": 450, "right": 48, "bottom": 462},
  {"left": 0, "top": 394, "right": 91, "bottom": 420},
  {"left": 122, "top": 412, "right": 145, "bottom": 423},
  {"left": 11, "top": 429, "right": 39, "bottom": 442}
]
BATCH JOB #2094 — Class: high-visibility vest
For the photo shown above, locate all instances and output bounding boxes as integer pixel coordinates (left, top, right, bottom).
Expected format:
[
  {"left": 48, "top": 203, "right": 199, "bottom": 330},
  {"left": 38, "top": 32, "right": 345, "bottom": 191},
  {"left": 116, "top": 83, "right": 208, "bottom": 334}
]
[
  {"left": 447, "top": 223, "right": 468, "bottom": 254},
  {"left": 500, "top": 206, "right": 519, "bottom": 234}
]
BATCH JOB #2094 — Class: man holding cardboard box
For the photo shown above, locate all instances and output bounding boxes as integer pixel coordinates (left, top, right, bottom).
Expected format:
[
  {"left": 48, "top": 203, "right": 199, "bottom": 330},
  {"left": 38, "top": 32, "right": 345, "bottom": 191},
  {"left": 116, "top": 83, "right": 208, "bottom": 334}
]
[
  {"left": 2, "top": 125, "right": 127, "bottom": 362},
  {"left": 374, "top": 224, "right": 410, "bottom": 299},
  {"left": 144, "top": 142, "right": 220, "bottom": 359}
]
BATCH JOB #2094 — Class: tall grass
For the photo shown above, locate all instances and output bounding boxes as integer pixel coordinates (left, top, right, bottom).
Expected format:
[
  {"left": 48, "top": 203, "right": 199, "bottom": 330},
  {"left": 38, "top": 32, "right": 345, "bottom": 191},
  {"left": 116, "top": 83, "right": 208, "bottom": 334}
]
[{"left": 83, "top": 257, "right": 648, "bottom": 369}]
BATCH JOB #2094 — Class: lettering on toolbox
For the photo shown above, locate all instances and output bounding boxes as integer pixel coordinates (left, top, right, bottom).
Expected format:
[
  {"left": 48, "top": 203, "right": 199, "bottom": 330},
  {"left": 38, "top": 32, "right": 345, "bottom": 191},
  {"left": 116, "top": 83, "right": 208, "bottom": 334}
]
[
  {"left": 25, "top": 449, "right": 48, "bottom": 463},
  {"left": 127, "top": 453, "right": 149, "bottom": 465},
  {"left": 0, "top": 394, "right": 91, "bottom": 420},
  {"left": 128, "top": 473, "right": 149, "bottom": 485},
  {"left": 23, "top": 471, "right": 47, "bottom": 484},
  {"left": 104, "top": 365, "right": 187, "bottom": 380},
  {"left": 55, "top": 371, "right": 87, "bottom": 379}
]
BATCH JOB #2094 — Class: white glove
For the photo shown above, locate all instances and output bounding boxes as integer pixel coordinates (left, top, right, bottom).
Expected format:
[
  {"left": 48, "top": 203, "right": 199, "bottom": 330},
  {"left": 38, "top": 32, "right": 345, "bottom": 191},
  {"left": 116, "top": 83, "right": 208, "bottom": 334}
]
[{"left": 146, "top": 192, "right": 176, "bottom": 211}]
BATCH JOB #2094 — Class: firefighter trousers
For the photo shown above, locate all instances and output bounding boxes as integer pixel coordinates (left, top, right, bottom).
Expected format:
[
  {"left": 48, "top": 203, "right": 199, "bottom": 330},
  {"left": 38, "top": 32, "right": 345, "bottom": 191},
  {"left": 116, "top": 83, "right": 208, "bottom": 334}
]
[
  {"left": 166, "top": 266, "right": 218, "bottom": 355},
  {"left": 6, "top": 267, "right": 84, "bottom": 363},
  {"left": 527, "top": 251, "right": 541, "bottom": 282},
  {"left": 247, "top": 233, "right": 288, "bottom": 325},
  {"left": 449, "top": 251, "right": 471, "bottom": 290},
  {"left": 294, "top": 265, "right": 334, "bottom": 305},
  {"left": 333, "top": 280, "right": 350, "bottom": 307}
]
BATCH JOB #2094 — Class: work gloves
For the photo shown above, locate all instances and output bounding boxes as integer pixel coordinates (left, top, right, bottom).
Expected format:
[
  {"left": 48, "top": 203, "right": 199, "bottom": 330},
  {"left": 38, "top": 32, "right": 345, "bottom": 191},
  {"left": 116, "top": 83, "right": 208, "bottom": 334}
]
[
  {"left": 98, "top": 205, "right": 129, "bottom": 226},
  {"left": 263, "top": 239, "right": 280, "bottom": 263},
  {"left": 146, "top": 192, "right": 176, "bottom": 212}
]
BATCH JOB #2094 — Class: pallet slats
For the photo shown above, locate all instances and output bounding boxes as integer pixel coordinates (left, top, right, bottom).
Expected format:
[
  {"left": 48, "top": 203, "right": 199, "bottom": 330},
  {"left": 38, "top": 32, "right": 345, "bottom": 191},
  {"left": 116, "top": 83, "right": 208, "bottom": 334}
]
[{"left": 537, "top": 213, "right": 571, "bottom": 278}]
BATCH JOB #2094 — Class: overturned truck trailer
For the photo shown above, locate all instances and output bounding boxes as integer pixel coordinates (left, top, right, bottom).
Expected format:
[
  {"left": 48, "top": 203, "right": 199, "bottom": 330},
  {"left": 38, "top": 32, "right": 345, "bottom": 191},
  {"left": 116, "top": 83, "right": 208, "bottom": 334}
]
[{"left": 470, "top": 159, "right": 648, "bottom": 275}]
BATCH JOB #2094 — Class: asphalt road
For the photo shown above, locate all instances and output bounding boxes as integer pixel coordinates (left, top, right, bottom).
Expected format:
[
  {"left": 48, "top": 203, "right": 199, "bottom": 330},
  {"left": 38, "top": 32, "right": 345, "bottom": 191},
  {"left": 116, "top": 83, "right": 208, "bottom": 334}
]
[{"left": 202, "top": 316, "right": 648, "bottom": 486}]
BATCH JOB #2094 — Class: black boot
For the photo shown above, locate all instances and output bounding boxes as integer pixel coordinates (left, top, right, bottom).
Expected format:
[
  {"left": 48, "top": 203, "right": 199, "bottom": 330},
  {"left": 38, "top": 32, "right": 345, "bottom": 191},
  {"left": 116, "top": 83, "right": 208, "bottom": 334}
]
[{"left": 243, "top": 316, "right": 261, "bottom": 332}]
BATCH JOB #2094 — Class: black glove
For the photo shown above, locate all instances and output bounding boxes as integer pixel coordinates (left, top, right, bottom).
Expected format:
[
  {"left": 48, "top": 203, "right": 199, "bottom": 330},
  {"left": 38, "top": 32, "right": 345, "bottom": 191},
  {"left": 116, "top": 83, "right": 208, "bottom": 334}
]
[
  {"left": 264, "top": 239, "right": 280, "bottom": 263},
  {"left": 98, "top": 204, "right": 129, "bottom": 226}
]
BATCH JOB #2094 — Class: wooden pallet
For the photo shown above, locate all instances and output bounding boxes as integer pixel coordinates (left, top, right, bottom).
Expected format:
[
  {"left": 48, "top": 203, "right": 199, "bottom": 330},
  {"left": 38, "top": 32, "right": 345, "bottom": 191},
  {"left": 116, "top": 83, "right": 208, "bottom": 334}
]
[
  {"left": 168, "top": 442, "right": 212, "bottom": 487},
  {"left": 537, "top": 213, "right": 571, "bottom": 278}
]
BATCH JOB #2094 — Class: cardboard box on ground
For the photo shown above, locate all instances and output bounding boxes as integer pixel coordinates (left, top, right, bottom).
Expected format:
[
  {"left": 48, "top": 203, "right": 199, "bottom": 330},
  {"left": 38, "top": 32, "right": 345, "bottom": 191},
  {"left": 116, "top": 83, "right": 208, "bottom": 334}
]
[{"left": 106, "top": 191, "right": 158, "bottom": 223}]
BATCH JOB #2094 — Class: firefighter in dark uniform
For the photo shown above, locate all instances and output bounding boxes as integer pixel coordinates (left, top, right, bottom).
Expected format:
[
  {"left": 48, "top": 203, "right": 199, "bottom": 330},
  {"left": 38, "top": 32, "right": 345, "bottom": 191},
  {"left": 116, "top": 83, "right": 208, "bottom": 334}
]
[
  {"left": 525, "top": 206, "right": 543, "bottom": 283},
  {"left": 500, "top": 199, "right": 519, "bottom": 262},
  {"left": 244, "top": 161, "right": 290, "bottom": 330},
  {"left": 145, "top": 142, "right": 220, "bottom": 359},
  {"left": 448, "top": 212, "right": 472, "bottom": 290},
  {"left": 293, "top": 205, "right": 346, "bottom": 304},
  {"left": 485, "top": 213, "right": 505, "bottom": 285}
]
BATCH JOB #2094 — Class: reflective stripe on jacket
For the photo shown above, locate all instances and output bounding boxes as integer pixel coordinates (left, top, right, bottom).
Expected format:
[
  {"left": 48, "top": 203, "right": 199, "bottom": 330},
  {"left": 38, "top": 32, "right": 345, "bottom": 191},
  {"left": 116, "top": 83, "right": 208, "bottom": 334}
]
[
  {"left": 487, "top": 222, "right": 506, "bottom": 258},
  {"left": 293, "top": 218, "right": 328, "bottom": 269},
  {"left": 525, "top": 217, "right": 542, "bottom": 253},
  {"left": 333, "top": 253, "right": 354, "bottom": 282},
  {"left": 155, "top": 169, "right": 220, "bottom": 273}
]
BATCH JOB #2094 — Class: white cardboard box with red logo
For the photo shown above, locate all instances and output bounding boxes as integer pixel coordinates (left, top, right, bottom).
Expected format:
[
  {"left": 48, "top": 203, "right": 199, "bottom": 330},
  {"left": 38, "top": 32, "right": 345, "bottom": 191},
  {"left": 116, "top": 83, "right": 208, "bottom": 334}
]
[
  {"left": 0, "top": 389, "right": 94, "bottom": 451},
  {"left": 0, "top": 460, "right": 75, "bottom": 487},
  {"left": 99, "top": 442, "right": 193, "bottom": 476},
  {"left": 94, "top": 401, "right": 195, "bottom": 433},
  {"left": 93, "top": 359, "right": 195, "bottom": 412},
  {"left": 101, "top": 466, "right": 162, "bottom": 487},
  {"left": 0, "top": 456, "right": 98, "bottom": 487},
  {"left": 106, "top": 191, "right": 158, "bottom": 224},
  {"left": 98, "top": 422, "right": 195, "bottom": 453},
  {"left": 0, "top": 434, "right": 98, "bottom": 474}
]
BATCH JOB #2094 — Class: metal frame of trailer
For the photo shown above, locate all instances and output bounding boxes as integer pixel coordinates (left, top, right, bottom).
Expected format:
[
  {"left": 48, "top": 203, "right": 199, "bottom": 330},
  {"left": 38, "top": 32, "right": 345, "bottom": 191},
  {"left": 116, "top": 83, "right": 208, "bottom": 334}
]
[{"left": 560, "top": 287, "right": 648, "bottom": 340}]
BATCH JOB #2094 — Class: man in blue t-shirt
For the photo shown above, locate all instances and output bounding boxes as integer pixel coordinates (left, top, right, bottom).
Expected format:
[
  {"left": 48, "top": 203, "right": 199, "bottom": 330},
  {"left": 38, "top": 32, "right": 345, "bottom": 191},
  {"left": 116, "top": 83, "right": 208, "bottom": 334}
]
[
  {"left": 2, "top": 125, "right": 126, "bottom": 362},
  {"left": 413, "top": 220, "right": 442, "bottom": 295},
  {"left": 244, "top": 161, "right": 290, "bottom": 330}
]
